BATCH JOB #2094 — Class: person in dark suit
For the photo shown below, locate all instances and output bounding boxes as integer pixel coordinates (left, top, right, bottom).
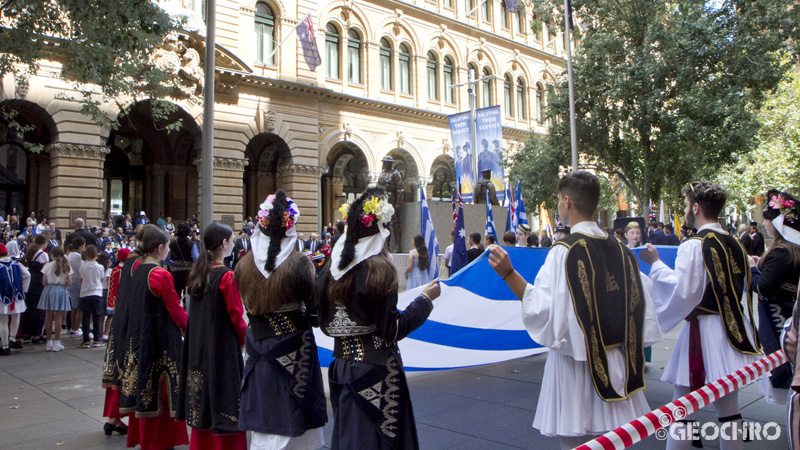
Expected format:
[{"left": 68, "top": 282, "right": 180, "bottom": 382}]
[
  {"left": 749, "top": 221, "right": 766, "bottom": 256},
  {"left": 231, "top": 232, "right": 251, "bottom": 268},
  {"left": 737, "top": 224, "right": 752, "bottom": 253},
  {"left": 663, "top": 224, "right": 680, "bottom": 246},
  {"left": 48, "top": 222, "right": 62, "bottom": 244},
  {"left": 296, "top": 232, "right": 307, "bottom": 252},
  {"left": 329, "top": 221, "right": 345, "bottom": 247},
  {"left": 650, "top": 222, "right": 666, "bottom": 245},
  {"left": 306, "top": 233, "right": 322, "bottom": 253}
]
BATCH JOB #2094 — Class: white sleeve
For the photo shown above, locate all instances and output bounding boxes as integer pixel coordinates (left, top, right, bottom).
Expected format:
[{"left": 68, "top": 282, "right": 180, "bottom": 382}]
[
  {"left": 520, "top": 245, "right": 586, "bottom": 359},
  {"left": 18, "top": 263, "right": 31, "bottom": 293},
  {"left": 648, "top": 239, "right": 706, "bottom": 332},
  {"left": 639, "top": 272, "right": 664, "bottom": 347}
]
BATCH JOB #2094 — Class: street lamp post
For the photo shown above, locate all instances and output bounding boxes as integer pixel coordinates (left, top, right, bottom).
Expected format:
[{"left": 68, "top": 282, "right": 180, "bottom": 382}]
[{"left": 201, "top": 0, "right": 216, "bottom": 232}]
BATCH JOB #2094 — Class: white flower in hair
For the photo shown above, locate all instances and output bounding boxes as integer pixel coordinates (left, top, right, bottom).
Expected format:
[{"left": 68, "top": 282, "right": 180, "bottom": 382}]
[{"left": 379, "top": 201, "right": 395, "bottom": 225}]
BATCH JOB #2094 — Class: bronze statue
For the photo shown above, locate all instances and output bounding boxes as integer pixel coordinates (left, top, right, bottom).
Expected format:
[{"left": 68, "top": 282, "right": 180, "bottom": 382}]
[
  {"left": 473, "top": 169, "right": 499, "bottom": 205},
  {"left": 377, "top": 156, "right": 404, "bottom": 252}
]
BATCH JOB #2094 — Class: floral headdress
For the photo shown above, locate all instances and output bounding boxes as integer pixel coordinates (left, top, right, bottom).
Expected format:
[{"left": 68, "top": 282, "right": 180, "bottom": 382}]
[
  {"left": 762, "top": 189, "right": 800, "bottom": 246},
  {"left": 259, "top": 194, "right": 300, "bottom": 231},
  {"left": 338, "top": 194, "right": 394, "bottom": 229},
  {"left": 331, "top": 186, "right": 394, "bottom": 279}
]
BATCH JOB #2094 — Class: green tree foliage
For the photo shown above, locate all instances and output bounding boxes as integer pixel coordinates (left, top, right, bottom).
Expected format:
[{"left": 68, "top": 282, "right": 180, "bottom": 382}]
[
  {"left": 508, "top": 0, "right": 800, "bottom": 215},
  {"left": 0, "top": 0, "right": 183, "bottom": 137},
  {"left": 715, "top": 71, "right": 800, "bottom": 211}
]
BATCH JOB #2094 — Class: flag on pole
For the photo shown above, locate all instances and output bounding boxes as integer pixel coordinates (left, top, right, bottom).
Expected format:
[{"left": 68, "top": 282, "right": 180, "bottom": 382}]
[
  {"left": 506, "top": 0, "right": 519, "bottom": 13},
  {"left": 566, "top": 0, "right": 574, "bottom": 30},
  {"left": 420, "top": 187, "right": 440, "bottom": 280},
  {"left": 515, "top": 180, "right": 528, "bottom": 228},
  {"left": 295, "top": 15, "right": 321, "bottom": 71},
  {"left": 485, "top": 189, "right": 498, "bottom": 241},
  {"left": 504, "top": 187, "right": 516, "bottom": 233},
  {"left": 450, "top": 189, "right": 469, "bottom": 275}
]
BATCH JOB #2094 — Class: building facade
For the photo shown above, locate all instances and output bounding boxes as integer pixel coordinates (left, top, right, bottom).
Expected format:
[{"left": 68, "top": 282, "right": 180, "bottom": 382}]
[{"left": 0, "top": 0, "right": 566, "bottom": 233}]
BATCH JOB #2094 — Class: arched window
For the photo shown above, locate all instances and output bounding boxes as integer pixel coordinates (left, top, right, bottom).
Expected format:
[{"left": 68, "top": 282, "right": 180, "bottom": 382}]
[
  {"left": 347, "top": 29, "right": 361, "bottom": 84},
  {"left": 482, "top": 67, "right": 493, "bottom": 106},
  {"left": 504, "top": 75, "right": 513, "bottom": 116},
  {"left": 427, "top": 52, "right": 438, "bottom": 101},
  {"left": 444, "top": 57, "right": 455, "bottom": 104},
  {"left": 501, "top": 0, "right": 509, "bottom": 29},
  {"left": 516, "top": 77, "right": 527, "bottom": 119},
  {"left": 380, "top": 38, "right": 393, "bottom": 91},
  {"left": 325, "top": 24, "right": 340, "bottom": 79},
  {"left": 517, "top": 8, "right": 526, "bottom": 35},
  {"left": 254, "top": 3, "right": 275, "bottom": 64},
  {"left": 469, "top": 63, "right": 480, "bottom": 106},
  {"left": 536, "top": 83, "right": 544, "bottom": 123},
  {"left": 399, "top": 43, "right": 411, "bottom": 95}
]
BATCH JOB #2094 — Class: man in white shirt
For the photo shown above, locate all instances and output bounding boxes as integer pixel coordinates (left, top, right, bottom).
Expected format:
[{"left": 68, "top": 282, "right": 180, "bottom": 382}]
[
  {"left": 487, "top": 171, "right": 662, "bottom": 450},
  {"left": 443, "top": 231, "right": 454, "bottom": 277},
  {"left": 640, "top": 181, "right": 759, "bottom": 450}
]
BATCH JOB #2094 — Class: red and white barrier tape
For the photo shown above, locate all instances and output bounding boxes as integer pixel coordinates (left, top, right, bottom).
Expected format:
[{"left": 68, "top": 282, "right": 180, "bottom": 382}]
[{"left": 575, "top": 350, "right": 789, "bottom": 450}]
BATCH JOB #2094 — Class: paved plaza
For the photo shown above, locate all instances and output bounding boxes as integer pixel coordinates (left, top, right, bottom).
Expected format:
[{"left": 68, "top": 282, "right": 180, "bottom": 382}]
[{"left": 0, "top": 325, "right": 789, "bottom": 450}]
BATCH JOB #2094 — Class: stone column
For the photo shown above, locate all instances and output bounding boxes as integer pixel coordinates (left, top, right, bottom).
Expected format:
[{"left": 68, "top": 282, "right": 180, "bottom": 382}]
[
  {"left": 279, "top": 164, "right": 328, "bottom": 234},
  {"left": 195, "top": 156, "right": 249, "bottom": 227},
  {"left": 47, "top": 143, "right": 110, "bottom": 229},
  {"left": 151, "top": 165, "right": 168, "bottom": 216}
]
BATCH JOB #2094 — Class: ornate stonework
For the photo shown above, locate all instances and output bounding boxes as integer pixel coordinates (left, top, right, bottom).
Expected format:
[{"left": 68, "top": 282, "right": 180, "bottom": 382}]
[
  {"left": 280, "top": 164, "right": 328, "bottom": 178},
  {"left": 193, "top": 157, "right": 250, "bottom": 171},
  {"left": 47, "top": 143, "right": 110, "bottom": 160}
]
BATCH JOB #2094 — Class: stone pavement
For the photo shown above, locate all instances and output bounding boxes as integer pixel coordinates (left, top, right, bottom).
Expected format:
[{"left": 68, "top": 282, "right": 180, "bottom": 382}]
[{"left": 0, "top": 325, "right": 790, "bottom": 450}]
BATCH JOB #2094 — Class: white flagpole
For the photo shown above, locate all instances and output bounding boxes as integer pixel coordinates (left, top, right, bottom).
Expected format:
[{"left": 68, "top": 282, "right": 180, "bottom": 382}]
[
  {"left": 267, "top": 12, "right": 311, "bottom": 62},
  {"left": 564, "top": 0, "right": 578, "bottom": 172}
]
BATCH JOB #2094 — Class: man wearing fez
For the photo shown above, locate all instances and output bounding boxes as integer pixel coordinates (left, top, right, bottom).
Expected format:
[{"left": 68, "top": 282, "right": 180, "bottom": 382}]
[{"left": 377, "top": 156, "right": 404, "bottom": 252}]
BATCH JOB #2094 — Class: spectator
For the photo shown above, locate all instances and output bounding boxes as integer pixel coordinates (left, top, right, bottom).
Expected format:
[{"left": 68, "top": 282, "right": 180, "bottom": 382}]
[
  {"left": 503, "top": 231, "right": 517, "bottom": 246},
  {"left": 614, "top": 228, "right": 625, "bottom": 243},
  {"left": 484, "top": 234, "right": 496, "bottom": 246},
  {"left": 554, "top": 223, "right": 570, "bottom": 242},
  {"left": 135, "top": 211, "right": 149, "bottom": 227},
  {"left": 165, "top": 217, "right": 175, "bottom": 234},
  {"left": 444, "top": 231, "right": 454, "bottom": 275},
  {"left": 527, "top": 233, "right": 539, "bottom": 248},
  {"left": 625, "top": 222, "right": 643, "bottom": 249},
  {"left": 156, "top": 212, "right": 167, "bottom": 230},
  {"left": 540, "top": 231, "right": 552, "bottom": 248},
  {"left": 749, "top": 221, "right": 766, "bottom": 256},
  {"left": 467, "top": 232, "right": 483, "bottom": 263},
  {"left": 663, "top": 224, "right": 680, "bottom": 245},
  {"left": 64, "top": 218, "right": 98, "bottom": 249},
  {"left": 515, "top": 223, "right": 531, "bottom": 247}
]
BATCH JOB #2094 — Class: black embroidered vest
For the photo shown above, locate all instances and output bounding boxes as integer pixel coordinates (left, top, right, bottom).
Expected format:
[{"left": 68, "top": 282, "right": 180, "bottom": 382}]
[
  {"left": 690, "top": 229, "right": 760, "bottom": 355},
  {"left": 554, "top": 232, "right": 647, "bottom": 401}
]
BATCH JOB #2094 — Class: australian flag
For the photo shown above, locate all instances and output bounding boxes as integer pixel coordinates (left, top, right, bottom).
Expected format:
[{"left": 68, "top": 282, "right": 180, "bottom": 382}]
[
  {"left": 505, "top": 187, "right": 515, "bottom": 232},
  {"left": 296, "top": 14, "right": 321, "bottom": 71},
  {"left": 506, "top": 0, "right": 519, "bottom": 13},
  {"left": 485, "top": 189, "right": 498, "bottom": 242},
  {"left": 420, "top": 187, "right": 440, "bottom": 280},
  {"left": 450, "top": 189, "right": 469, "bottom": 275}
]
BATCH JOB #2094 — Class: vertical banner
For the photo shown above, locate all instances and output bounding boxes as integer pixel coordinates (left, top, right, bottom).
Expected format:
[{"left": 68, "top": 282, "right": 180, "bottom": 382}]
[
  {"left": 475, "top": 105, "right": 505, "bottom": 203},
  {"left": 448, "top": 111, "right": 474, "bottom": 202}
]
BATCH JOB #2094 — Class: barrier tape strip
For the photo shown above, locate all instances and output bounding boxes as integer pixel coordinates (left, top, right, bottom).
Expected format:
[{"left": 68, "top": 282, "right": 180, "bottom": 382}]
[{"left": 575, "top": 350, "right": 789, "bottom": 450}]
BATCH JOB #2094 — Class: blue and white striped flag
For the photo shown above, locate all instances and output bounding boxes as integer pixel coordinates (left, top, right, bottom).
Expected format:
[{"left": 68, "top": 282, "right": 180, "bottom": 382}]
[
  {"left": 420, "top": 186, "right": 439, "bottom": 280},
  {"left": 314, "top": 246, "right": 678, "bottom": 370},
  {"left": 515, "top": 180, "right": 528, "bottom": 228},
  {"left": 485, "top": 189, "right": 497, "bottom": 241}
]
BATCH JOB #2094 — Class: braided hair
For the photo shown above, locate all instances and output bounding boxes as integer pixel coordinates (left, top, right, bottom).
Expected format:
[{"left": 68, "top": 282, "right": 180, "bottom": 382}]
[
  {"left": 263, "top": 190, "right": 291, "bottom": 272},
  {"left": 338, "top": 186, "right": 386, "bottom": 271}
]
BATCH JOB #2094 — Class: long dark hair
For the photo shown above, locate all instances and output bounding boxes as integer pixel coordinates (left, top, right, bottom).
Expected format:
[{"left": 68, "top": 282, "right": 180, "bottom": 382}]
[
  {"left": 236, "top": 251, "right": 313, "bottom": 315},
  {"left": 339, "top": 186, "right": 386, "bottom": 270},
  {"left": 413, "top": 234, "right": 429, "bottom": 271},
  {"left": 328, "top": 247, "right": 398, "bottom": 304},
  {"left": 262, "top": 190, "right": 291, "bottom": 272},
  {"left": 187, "top": 222, "right": 233, "bottom": 298}
]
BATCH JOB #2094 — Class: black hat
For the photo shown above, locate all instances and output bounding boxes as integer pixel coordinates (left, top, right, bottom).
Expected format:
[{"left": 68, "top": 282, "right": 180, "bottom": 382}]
[{"left": 555, "top": 223, "right": 570, "bottom": 234}]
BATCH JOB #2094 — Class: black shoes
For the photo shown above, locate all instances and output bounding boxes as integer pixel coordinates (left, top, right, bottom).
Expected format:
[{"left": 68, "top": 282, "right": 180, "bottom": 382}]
[
  {"left": 103, "top": 422, "right": 128, "bottom": 435},
  {"left": 0, "top": 347, "right": 10, "bottom": 355},
  {"left": 9, "top": 340, "right": 23, "bottom": 349}
]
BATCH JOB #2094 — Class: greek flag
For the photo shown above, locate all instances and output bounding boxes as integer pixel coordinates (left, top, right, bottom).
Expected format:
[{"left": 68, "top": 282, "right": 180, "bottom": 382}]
[
  {"left": 420, "top": 186, "right": 439, "bottom": 280},
  {"left": 485, "top": 189, "right": 497, "bottom": 241},
  {"left": 314, "top": 246, "right": 677, "bottom": 371},
  {"left": 515, "top": 180, "right": 528, "bottom": 228}
]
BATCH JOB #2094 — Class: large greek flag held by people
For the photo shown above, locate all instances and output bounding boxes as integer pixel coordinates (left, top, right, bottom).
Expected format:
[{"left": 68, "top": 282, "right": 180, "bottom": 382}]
[
  {"left": 314, "top": 245, "right": 678, "bottom": 371},
  {"left": 420, "top": 187, "right": 439, "bottom": 280}
]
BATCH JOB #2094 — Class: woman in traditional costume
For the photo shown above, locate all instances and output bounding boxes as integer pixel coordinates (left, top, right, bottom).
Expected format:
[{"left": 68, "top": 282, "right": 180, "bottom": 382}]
[
  {"left": 316, "top": 186, "right": 441, "bottom": 450},
  {"left": 177, "top": 222, "right": 247, "bottom": 449},
  {"left": 105, "top": 224, "right": 188, "bottom": 450},
  {"left": 753, "top": 190, "right": 800, "bottom": 406},
  {"left": 237, "top": 190, "right": 328, "bottom": 450}
]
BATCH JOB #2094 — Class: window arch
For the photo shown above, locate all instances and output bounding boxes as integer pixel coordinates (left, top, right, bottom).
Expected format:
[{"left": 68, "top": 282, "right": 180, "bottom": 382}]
[
  {"left": 325, "top": 23, "right": 340, "bottom": 79},
  {"left": 380, "top": 38, "right": 393, "bottom": 91},
  {"left": 516, "top": 77, "right": 527, "bottom": 119},
  {"left": 427, "top": 51, "right": 438, "bottom": 101},
  {"left": 482, "top": 67, "right": 493, "bottom": 107},
  {"left": 399, "top": 43, "right": 411, "bottom": 95},
  {"left": 444, "top": 56, "right": 455, "bottom": 104},
  {"left": 517, "top": 7, "right": 526, "bottom": 35},
  {"left": 255, "top": 3, "right": 275, "bottom": 64},
  {"left": 504, "top": 74, "right": 513, "bottom": 116},
  {"left": 347, "top": 29, "right": 361, "bottom": 84},
  {"left": 536, "top": 83, "right": 544, "bottom": 123},
  {"left": 501, "top": 0, "right": 509, "bottom": 29}
]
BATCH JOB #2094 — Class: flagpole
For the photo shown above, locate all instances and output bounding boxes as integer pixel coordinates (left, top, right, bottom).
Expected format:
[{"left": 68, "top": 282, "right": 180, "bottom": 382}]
[
  {"left": 267, "top": 12, "right": 310, "bottom": 62},
  {"left": 201, "top": 0, "right": 215, "bottom": 233},
  {"left": 564, "top": 0, "right": 578, "bottom": 172}
]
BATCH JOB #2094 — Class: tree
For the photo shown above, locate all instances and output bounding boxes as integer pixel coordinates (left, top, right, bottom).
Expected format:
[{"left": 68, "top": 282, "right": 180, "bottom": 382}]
[
  {"left": 715, "top": 70, "right": 800, "bottom": 212},
  {"left": 0, "top": 0, "right": 186, "bottom": 144},
  {"left": 511, "top": 0, "right": 800, "bottom": 215}
]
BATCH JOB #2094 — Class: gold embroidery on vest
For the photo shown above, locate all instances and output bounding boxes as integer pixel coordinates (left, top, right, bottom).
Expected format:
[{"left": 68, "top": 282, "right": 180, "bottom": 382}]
[
  {"left": 591, "top": 329, "right": 609, "bottom": 387},
  {"left": 711, "top": 248, "right": 727, "bottom": 294},
  {"left": 723, "top": 296, "right": 743, "bottom": 343},
  {"left": 578, "top": 260, "right": 594, "bottom": 322},
  {"left": 121, "top": 341, "right": 138, "bottom": 397},
  {"left": 628, "top": 262, "right": 640, "bottom": 310},
  {"left": 606, "top": 272, "right": 619, "bottom": 292},
  {"left": 628, "top": 316, "right": 638, "bottom": 375}
]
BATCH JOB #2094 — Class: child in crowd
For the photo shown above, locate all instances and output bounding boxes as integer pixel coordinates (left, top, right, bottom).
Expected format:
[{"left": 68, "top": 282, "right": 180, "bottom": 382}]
[
  {"left": 67, "top": 237, "right": 84, "bottom": 336},
  {"left": 102, "top": 249, "right": 128, "bottom": 342},
  {"left": 96, "top": 252, "right": 111, "bottom": 342},
  {"left": 177, "top": 222, "right": 247, "bottom": 449},
  {"left": 40, "top": 246, "right": 72, "bottom": 352},
  {"left": 0, "top": 243, "right": 30, "bottom": 355},
  {"left": 78, "top": 245, "right": 105, "bottom": 348}
]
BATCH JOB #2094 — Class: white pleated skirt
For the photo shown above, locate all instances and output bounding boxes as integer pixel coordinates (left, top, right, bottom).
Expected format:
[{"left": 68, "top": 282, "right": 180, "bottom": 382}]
[
  {"left": 533, "top": 348, "right": 651, "bottom": 437},
  {"left": 0, "top": 300, "right": 26, "bottom": 315},
  {"left": 662, "top": 315, "right": 761, "bottom": 387},
  {"left": 250, "top": 427, "right": 324, "bottom": 450}
]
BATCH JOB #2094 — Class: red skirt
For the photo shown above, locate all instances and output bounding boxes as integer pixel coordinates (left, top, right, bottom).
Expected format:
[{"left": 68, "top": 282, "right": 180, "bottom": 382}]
[
  {"left": 103, "top": 388, "right": 121, "bottom": 419},
  {"left": 190, "top": 428, "right": 247, "bottom": 450},
  {"left": 124, "top": 383, "right": 189, "bottom": 450}
]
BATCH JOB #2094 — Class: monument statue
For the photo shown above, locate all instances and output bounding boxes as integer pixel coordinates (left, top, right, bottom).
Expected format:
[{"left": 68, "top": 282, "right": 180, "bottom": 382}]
[
  {"left": 473, "top": 169, "right": 499, "bottom": 205},
  {"left": 377, "top": 155, "right": 403, "bottom": 252}
]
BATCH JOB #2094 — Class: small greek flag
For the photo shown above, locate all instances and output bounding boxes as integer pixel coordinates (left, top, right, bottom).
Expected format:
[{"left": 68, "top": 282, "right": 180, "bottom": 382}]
[{"left": 420, "top": 187, "right": 439, "bottom": 280}]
